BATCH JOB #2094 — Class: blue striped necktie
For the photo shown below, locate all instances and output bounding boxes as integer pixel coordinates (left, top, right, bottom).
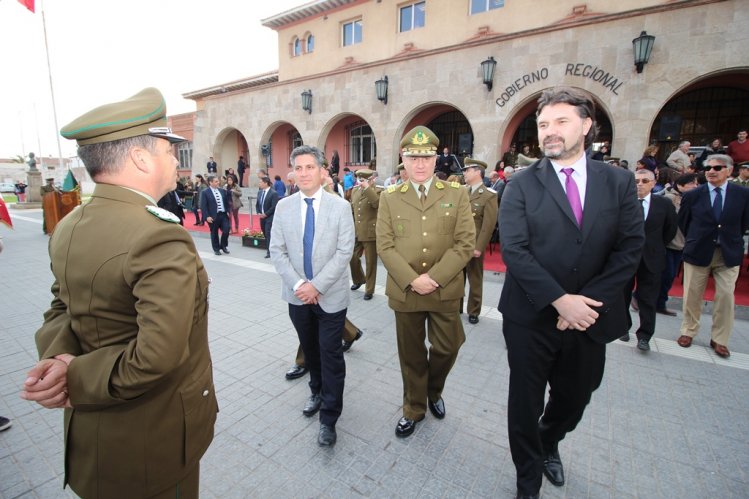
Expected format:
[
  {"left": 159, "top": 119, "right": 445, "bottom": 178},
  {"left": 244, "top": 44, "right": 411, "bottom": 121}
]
[{"left": 303, "top": 198, "right": 315, "bottom": 280}]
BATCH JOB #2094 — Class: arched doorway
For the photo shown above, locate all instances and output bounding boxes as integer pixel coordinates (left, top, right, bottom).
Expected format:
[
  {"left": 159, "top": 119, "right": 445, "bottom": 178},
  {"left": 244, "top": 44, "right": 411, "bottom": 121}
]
[
  {"left": 259, "top": 122, "right": 303, "bottom": 173},
  {"left": 499, "top": 92, "right": 613, "bottom": 167},
  {"left": 403, "top": 104, "right": 473, "bottom": 167},
  {"left": 648, "top": 70, "right": 749, "bottom": 162},
  {"left": 320, "top": 113, "right": 377, "bottom": 174},
  {"left": 214, "top": 127, "right": 249, "bottom": 183}
]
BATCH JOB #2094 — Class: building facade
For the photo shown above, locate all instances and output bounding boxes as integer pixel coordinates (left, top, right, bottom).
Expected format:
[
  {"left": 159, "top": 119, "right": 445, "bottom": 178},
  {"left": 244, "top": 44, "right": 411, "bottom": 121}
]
[{"left": 184, "top": 0, "right": 749, "bottom": 182}]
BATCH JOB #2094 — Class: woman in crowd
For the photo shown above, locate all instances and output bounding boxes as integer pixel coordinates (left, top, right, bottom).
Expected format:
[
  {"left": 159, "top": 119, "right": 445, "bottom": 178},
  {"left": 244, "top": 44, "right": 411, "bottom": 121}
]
[
  {"left": 273, "top": 175, "right": 286, "bottom": 199},
  {"left": 697, "top": 138, "right": 725, "bottom": 168},
  {"left": 225, "top": 176, "right": 243, "bottom": 234},
  {"left": 330, "top": 150, "right": 340, "bottom": 176},
  {"left": 640, "top": 145, "right": 659, "bottom": 172},
  {"left": 192, "top": 174, "right": 208, "bottom": 226}
]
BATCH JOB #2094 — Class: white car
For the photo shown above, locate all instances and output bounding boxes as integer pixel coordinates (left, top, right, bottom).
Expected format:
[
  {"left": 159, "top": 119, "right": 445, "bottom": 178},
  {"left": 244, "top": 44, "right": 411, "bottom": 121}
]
[{"left": 0, "top": 183, "right": 16, "bottom": 193}]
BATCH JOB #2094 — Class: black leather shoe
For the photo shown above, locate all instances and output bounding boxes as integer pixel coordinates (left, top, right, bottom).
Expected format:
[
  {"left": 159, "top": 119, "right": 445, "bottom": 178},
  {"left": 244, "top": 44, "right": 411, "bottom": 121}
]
[
  {"left": 468, "top": 315, "right": 479, "bottom": 324},
  {"left": 214, "top": 250, "right": 221, "bottom": 256},
  {"left": 285, "top": 364, "right": 308, "bottom": 380},
  {"left": 363, "top": 293, "right": 373, "bottom": 300},
  {"left": 318, "top": 424, "right": 337, "bottom": 446},
  {"left": 264, "top": 253, "right": 270, "bottom": 258},
  {"left": 637, "top": 338, "right": 651, "bottom": 351},
  {"left": 303, "top": 394, "right": 321, "bottom": 417},
  {"left": 221, "top": 248, "right": 230, "bottom": 254},
  {"left": 543, "top": 449, "right": 565, "bottom": 486},
  {"left": 515, "top": 492, "right": 540, "bottom": 499},
  {"left": 428, "top": 398, "right": 445, "bottom": 419},
  {"left": 619, "top": 333, "right": 630, "bottom": 342},
  {"left": 350, "top": 283, "right": 363, "bottom": 290},
  {"left": 395, "top": 416, "right": 424, "bottom": 438},
  {"left": 342, "top": 330, "right": 363, "bottom": 352},
  {"left": 656, "top": 308, "right": 677, "bottom": 316}
]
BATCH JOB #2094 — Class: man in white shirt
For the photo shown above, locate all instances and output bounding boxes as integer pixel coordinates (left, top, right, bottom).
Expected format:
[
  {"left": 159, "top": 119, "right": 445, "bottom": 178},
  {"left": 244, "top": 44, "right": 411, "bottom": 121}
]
[{"left": 666, "top": 141, "right": 691, "bottom": 173}]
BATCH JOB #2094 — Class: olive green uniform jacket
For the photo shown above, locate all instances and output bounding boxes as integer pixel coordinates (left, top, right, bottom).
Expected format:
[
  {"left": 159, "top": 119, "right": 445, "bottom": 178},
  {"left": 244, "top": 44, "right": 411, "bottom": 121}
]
[
  {"left": 35, "top": 184, "right": 218, "bottom": 498},
  {"left": 376, "top": 177, "right": 475, "bottom": 311}
]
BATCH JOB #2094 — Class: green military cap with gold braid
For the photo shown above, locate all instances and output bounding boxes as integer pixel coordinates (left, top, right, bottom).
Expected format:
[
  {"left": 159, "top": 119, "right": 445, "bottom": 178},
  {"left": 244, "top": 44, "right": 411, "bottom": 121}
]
[
  {"left": 400, "top": 126, "right": 439, "bottom": 157},
  {"left": 461, "top": 157, "right": 487, "bottom": 171},
  {"left": 355, "top": 168, "right": 376, "bottom": 179},
  {"left": 61, "top": 87, "right": 186, "bottom": 146}
]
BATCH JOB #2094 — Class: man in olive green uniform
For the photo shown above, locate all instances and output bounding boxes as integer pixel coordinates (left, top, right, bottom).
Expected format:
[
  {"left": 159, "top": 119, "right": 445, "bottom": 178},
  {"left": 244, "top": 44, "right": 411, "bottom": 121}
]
[
  {"left": 376, "top": 126, "right": 475, "bottom": 438},
  {"left": 349, "top": 168, "right": 383, "bottom": 300},
  {"left": 21, "top": 88, "right": 218, "bottom": 499},
  {"left": 461, "top": 158, "right": 499, "bottom": 324}
]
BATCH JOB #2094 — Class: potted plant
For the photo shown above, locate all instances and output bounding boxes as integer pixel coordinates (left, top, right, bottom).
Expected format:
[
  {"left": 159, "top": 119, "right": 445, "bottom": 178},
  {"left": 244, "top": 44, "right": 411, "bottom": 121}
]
[{"left": 242, "top": 228, "right": 267, "bottom": 249}]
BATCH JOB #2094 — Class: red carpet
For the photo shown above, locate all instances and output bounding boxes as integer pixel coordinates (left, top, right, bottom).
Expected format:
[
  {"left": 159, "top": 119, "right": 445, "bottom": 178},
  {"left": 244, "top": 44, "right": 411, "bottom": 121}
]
[{"left": 184, "top": 215, "right": 749, "bottom": 306}]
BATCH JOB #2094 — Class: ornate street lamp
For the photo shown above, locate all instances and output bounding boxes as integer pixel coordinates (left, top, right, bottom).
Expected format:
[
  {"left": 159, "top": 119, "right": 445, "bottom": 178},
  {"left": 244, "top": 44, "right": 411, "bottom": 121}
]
[
  {"left": 480, "top": 56, "right": 497, "bottom": 91},
  {"left": 632, "top": 31, "right": 655, "bottom": 74},
  {"left": 301, "top": 89, "right": 312, "bottom": 114},
  {"left": 375, "top": 76, "right": 388, "bottom": 105}
]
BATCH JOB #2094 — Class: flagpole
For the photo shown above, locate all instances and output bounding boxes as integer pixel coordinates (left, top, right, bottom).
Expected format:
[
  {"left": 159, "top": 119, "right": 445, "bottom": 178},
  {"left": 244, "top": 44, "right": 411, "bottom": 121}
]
[{"left": 40, "top": 0, "right": 65, "bottom": 173}]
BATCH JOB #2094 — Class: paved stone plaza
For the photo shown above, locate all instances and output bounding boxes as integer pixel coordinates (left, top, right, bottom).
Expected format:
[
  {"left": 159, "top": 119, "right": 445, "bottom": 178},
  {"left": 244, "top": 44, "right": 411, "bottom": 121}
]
[{"left": 1, "top": 209, "right": 748, "bottom": 498}]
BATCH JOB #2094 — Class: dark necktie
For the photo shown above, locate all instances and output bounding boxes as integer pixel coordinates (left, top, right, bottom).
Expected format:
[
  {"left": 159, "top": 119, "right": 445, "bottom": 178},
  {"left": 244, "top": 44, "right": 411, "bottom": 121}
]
[
  {"left": 712, "top": 187, "right": 723, "bottom": 221},
  {"left": 639, "top": 198, "right": 645, "bottom": 220},
  {"left": 419, "top": 184, "right": 426, "bottom": 208},
  {"left": 259, "top": 190, "right": 265, "bottom": 214},
  {"left": 303, "top": 198, "right": 315, "bottom": 280},
  {"left": 561, "top": 168, "right": 583, "bottom": 227}
]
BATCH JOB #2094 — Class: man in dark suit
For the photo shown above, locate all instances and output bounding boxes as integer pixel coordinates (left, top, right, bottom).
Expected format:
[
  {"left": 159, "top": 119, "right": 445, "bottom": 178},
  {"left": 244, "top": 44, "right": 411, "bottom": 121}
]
[
  {"left": 256, "top": 176, "right": 279, "bottom": 258},
  {"left": 200, "top": 175, "right": 232, "bottom": 255},
  {"left": 498, "top": 87, "right": 644, "bottom": 499},
  {"left": 157, "top": 172, "right": 186, "bottom": 225},
  {"left": 206, "top": 156, "right": 217, "bottom": 173},
  {"left": 621, "top": 169, "right": 678, "bottom": 350},
  {"left": 677, "top": 154, "right": 749, "bottom": 358}
]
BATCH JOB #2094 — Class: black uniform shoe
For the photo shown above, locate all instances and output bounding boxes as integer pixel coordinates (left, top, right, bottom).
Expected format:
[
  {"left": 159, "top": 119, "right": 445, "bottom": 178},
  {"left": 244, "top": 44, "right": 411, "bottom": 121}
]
[
  {"left": 637, "top": 338, "right": 651, "bottom": 351},
  {"left": 303, "top": 394, "right": 322, "bottom": 417},
  {"left": 214, "top": 251, "right": 221, "bottom": 256},
  {"left": 350, "top": 283, "right": 363, "bottom": 290},
  {"left": 342, "top": 329, "right": 363, "bottom": 352},
  {"left": 363, "top": 293, "right": 373, "bottom": 300},
  {"left": 318, "top": 424, "right": 337, "bottom": 446},
  {"left": 543, "top": 448, "right": 565, "bottom": 486},
  {"left": 428, "top": 398, "right": 446, "bottom": 419},
  {"left": 285, "top": 364, "right": 308, "bottom": 380},
  {"left": 221, "top": 248, "right": 230, "bottom": 254},
  {"left": 468, "top": 315, "right": 479, "bottom": 324},
  {"left": 395, "top": 415, "right": 424, "bottom": 438},
  {"left": 515, "top": 492, "right": 540, "bottom": 499},
  {"left": 619, "top": 333, "right": 630, "bottom": 342}
]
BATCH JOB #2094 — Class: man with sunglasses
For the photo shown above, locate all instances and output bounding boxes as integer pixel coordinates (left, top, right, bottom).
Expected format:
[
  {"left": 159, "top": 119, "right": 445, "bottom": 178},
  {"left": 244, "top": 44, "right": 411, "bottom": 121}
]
[
  {"left": 677, "top": 155, "right": 749, "bottom": 358},
  {"left": 621, "top": 169, "right": 677, "bottom": 351}
]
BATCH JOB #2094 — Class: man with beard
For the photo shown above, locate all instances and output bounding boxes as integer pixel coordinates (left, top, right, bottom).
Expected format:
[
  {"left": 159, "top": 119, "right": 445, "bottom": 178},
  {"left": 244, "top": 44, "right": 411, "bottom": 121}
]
[{"left": 498, "top": 87, "right": 643, "bottom": 499}]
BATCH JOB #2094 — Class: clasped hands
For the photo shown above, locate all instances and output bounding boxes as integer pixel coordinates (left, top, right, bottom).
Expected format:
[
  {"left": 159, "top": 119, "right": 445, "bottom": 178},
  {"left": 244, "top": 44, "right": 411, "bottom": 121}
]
[
  {"left": 552, "top": 294, "right": 602, "bottom": 331},
  {"left": 410, "top": 274, "right": 439, "bottom": 295},
  {"left": 295, "top": 281, "right": 320, "bottom": 305},
  {"left": 20, "top": 354, "right": 75, "bottom": 409}
]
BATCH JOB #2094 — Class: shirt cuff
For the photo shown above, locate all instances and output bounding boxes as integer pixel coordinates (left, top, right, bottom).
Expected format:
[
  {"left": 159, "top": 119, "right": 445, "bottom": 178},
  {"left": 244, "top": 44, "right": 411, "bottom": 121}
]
[{"left": 293, "top": 279, "right": 306, "bottom": 291}]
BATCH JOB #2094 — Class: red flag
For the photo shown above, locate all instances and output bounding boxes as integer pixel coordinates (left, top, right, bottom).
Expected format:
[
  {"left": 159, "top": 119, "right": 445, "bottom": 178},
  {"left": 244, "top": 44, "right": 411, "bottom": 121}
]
[
  {"left": 17, "top": 0, "right": 35, "bottom": 13},
  {"left": 0, "top": 198, "right": 13, "bottom": 229}
]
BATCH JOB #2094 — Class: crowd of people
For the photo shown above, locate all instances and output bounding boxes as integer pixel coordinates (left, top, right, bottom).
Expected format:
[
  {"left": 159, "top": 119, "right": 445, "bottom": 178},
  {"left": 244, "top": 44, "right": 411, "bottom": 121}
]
[{"left": 16, "top": 85, "right": 749, "bottom": 499}]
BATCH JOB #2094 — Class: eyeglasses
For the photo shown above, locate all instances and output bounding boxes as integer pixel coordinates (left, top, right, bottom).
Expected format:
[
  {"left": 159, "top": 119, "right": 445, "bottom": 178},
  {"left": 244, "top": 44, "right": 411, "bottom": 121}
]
[
  {"left": 704, "top": 165, "right": 726, "bottom": 172},
  {"left": 634, "top": 179, "right": 652, "bottom": 184}
]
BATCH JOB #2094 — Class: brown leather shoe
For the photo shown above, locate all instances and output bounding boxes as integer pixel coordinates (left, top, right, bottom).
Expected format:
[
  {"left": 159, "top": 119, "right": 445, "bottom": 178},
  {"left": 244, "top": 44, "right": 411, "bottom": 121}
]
[
  {"left": 677, "top": 335, "right": 692, "bottom": 348},
  {"left": 711, "top": 341, "right": 730, "bottom": 358}
]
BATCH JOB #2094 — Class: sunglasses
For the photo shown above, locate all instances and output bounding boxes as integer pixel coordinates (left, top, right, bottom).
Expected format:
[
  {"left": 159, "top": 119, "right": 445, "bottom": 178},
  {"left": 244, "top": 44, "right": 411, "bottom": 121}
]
[
  {"left": 703, "top": 165, "right": 726, "bottom": 172},
  {"left": 634, "top": 179, "right": 652, "bottom": 184}
]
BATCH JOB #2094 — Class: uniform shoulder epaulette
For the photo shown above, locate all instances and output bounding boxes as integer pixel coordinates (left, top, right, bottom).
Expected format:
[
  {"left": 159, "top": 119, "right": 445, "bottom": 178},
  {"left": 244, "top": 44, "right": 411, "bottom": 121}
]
[
  {"left": 400, "top": 183, "right": 409, "bottom": 193},
  {"left": 375, "top": 185, "right": 385, "bottom": 190},
  {"left": 145, "top": 205, "right": 180, "bottom": 224},
  {"left": 387, "top": 185, "right": 397, "bottom": 193},
  {"left": 486, "top": 187, "right": 497, "bottom": 194},
  {"left": 450, "top": 181, "right": 461, "bottom": 188}
]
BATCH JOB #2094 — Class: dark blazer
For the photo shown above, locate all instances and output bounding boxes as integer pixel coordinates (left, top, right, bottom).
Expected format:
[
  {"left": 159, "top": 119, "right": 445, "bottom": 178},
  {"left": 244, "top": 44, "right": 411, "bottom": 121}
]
[
  {"left": 256, "top": 188, "right": 279, "bottom": 222},
  {"left": 199, "top": 187, "right": 231, "bottom": 219},
  {"left": 157, "top": 190, "right": 185, "bottom": 223},
  {"left": 498, "top": 158, "right": 644, "bottom": 344},
  {"left": 640, "top": 194, "right": 678, "bottom": 273},
  {"left": 679, "top": 182, "right": 749, "bottom": 267},
  {"left": 206, "top": 161, "right": 217, "bottom": 173}
]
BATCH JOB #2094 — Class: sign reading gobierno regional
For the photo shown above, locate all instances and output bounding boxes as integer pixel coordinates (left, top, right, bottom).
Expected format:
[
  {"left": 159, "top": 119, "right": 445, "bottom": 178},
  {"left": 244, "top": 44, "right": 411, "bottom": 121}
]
[{"left": 495, "top": 63, "right": 625, "bottom": 108}]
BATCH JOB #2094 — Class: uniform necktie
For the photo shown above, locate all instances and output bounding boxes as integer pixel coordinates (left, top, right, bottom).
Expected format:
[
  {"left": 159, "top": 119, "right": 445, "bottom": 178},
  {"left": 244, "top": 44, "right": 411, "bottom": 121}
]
[
  {"left": 419, "top": 184, "right": 426, "bottom": 208},
  {"left": 639, "top": 198, "right": 645, "bottom": 220},
  {"left": 713, "top": 187, "right": 722, "bottom": 221},
  {"left": 561, "top": 168, "right": 583, "bottom": 227},
  {"left": 259, "top": 190, "right": 265, "bottom": 214},
  {"left": 303, "top": 198, "right": 315, "bottom": 280}
]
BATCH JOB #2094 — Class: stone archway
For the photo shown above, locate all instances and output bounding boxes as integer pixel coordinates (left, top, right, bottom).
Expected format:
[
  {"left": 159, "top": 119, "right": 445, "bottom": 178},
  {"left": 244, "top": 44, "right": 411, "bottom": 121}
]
[
  {"left": 401, "top": 103, "right": 473, "bottom": 167},
  {"left": 213, "top": 127, "right": 249, "bottom": 181}
]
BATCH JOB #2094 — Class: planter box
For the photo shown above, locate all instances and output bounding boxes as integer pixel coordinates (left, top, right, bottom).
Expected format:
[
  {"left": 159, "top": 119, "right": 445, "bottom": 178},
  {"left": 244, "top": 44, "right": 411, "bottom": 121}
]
[{"left": 242, "top": 236, "right": 267, "bottom": 249}]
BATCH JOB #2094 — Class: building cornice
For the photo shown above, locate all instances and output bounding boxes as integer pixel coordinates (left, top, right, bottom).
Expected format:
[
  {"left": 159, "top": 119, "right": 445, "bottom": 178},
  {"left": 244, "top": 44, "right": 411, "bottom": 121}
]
[
  {"left": 260, "top": 0, "right": 357, "bottom": 30},
  {"left": 184, "top": 0, "right": 725, "bottom": 101}
]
